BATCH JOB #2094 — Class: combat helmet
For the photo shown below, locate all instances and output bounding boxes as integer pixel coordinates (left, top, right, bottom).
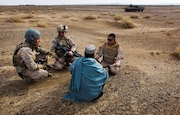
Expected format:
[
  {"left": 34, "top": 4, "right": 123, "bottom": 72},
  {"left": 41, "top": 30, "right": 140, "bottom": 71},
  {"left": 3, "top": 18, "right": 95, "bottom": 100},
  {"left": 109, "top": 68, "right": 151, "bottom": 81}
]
[
  {"left": 57, "top": 25, "right": 68, "bottom": 32},
  {"left": 25, "top": 28, "right": 41, "bottom": 45}
]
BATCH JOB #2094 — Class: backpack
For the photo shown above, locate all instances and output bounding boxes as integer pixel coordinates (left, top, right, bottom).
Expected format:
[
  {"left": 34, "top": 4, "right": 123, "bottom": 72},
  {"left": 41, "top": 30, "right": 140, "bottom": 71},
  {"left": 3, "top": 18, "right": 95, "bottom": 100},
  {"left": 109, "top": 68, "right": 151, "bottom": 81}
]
[{"left": 12, "top": 42, "right": 29, "bottom": 67}]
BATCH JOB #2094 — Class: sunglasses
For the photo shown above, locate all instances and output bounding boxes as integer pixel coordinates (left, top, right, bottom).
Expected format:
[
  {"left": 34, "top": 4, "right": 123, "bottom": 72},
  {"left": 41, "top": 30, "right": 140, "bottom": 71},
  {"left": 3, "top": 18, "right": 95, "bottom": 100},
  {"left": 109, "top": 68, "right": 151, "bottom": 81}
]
[{"left": 107, "top": 38, "right": 113, "bottom": 41}]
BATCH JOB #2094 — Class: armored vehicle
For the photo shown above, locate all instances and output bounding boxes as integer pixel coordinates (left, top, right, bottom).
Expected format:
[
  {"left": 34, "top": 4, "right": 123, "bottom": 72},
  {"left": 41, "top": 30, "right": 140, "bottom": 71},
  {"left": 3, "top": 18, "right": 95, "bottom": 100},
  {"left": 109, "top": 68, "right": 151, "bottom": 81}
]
[{"left": 124, "top": 4, "right": 145, "bottom": 12}]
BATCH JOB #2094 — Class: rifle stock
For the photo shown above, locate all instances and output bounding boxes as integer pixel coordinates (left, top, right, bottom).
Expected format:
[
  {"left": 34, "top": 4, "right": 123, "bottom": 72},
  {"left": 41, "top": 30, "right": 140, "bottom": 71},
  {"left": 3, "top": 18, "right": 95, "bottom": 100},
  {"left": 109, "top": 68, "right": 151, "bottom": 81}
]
[{"left": 55, "top": 43, "right": 82, "bottom": 57}]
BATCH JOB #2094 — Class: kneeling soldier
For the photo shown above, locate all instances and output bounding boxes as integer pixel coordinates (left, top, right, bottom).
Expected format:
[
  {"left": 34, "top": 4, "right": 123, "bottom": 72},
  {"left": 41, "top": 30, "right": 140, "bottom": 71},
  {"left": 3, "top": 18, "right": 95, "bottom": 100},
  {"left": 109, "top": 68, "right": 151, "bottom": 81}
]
[{"left": 13, "top": 28, "right": 51, "bottom": 84}]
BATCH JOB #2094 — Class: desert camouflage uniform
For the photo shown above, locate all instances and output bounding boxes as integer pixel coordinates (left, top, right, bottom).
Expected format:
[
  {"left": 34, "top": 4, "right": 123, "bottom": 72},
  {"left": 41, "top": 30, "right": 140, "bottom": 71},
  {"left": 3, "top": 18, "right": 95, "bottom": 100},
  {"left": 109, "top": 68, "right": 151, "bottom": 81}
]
[
  {"left": 95, "top": 42, "right": 124, "bottom": 75},
  {"left": 50, "top": 36, "right": 76, "bottom": 70},
  {"left": 13, "top": 42, "right": 49, "bottom": 80}
]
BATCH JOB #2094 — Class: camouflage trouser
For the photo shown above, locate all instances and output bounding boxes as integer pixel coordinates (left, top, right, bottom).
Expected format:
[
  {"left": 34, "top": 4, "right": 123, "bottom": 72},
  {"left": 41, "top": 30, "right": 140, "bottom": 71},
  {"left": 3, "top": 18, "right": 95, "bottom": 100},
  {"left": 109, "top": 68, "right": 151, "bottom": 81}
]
[
  {"left": 100, "top": 61, "right": 119, "bottom": 75},
  {"left": 53, "top": 60, "right": 65, "bottom": 70},
  {"left": 22, "top": 69, "right": 48, "bottom": 80},
  {"left": 53, "top": 56, "right": 76, "bottom": 71},
  {"left": 16, "top": 53, "right": 49, "bottom": 80}
]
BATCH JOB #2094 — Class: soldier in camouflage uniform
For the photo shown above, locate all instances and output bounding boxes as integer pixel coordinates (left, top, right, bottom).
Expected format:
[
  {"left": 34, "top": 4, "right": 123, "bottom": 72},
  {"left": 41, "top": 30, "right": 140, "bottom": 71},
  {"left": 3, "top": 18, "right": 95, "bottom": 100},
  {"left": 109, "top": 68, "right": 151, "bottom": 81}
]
[
  {"left": 50, "top": 25, "right": 77, "bottom": 70},
  {"left": 13, "top": 29, "right": 52, "bottom": 83},
  {"left": 95, "top": 33, "right": 124, "bottom": 75}
]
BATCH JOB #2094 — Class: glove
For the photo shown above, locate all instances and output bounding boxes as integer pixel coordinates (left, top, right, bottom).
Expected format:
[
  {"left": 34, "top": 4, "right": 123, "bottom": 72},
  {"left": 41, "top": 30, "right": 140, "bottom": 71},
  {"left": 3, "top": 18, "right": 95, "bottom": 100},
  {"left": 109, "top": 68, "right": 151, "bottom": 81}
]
[{"left": 37, "top": 64, "right": 46, "bottom": 69}]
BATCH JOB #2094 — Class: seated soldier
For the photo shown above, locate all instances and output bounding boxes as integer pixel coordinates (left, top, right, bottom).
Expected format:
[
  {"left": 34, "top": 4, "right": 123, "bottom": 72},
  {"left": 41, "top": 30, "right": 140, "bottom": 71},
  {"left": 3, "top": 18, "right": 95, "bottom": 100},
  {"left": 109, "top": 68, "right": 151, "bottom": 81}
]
[
  {"left": 50, "top": 25, "right": 80, "bottom": 70},
  {"left": 95, "top": 33, "right": 124, "bottom": 75},
  {"left": 13, "top": 28, "right": 52, "bottom": 84}
]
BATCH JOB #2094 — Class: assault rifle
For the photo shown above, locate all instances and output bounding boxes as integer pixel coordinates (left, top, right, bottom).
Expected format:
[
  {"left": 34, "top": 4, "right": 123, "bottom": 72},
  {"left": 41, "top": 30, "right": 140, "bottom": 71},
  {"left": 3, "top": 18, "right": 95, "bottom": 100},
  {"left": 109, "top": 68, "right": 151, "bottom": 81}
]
[
  {"left": 55, "top": 43, "right": 82, "bottom": 57},
  {"left": 35, "top": 58, "right": 47, "bottom": 65},
  {"left": 35, "top": 57, "right": 56, "bottom": 70}
]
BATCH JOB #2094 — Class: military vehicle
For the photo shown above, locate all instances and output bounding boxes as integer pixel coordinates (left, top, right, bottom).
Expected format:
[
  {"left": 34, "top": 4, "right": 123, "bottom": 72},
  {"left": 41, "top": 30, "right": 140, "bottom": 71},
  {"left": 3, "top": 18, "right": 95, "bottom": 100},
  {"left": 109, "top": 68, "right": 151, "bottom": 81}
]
[{"left": 124, "top": 4, "right": 145, "bottom": 12}]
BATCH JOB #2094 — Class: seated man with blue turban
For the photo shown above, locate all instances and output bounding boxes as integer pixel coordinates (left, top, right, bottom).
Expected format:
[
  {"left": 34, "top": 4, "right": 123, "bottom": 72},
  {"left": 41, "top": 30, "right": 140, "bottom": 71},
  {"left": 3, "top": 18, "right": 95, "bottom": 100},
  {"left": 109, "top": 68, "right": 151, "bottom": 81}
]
[{"left": 63, "top": 45, "right": 109, "bottom": 102}]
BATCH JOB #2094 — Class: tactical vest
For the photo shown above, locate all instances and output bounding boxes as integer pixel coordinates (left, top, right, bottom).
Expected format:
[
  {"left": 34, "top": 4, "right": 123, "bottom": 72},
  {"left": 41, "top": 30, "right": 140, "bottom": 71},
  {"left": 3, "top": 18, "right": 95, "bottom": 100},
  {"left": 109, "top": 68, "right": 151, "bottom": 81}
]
[
  {"left": 13, "top": 42, "right": 32, "bottom": 67},
  {"left": 103, "top": 43, "right": 119, "bottom": 64},
  {"left": 55, "top": 36, "right": 70, "bottom": 48},
  {"left": 55, "top": 36, "right": 71, "bottom": 57}
]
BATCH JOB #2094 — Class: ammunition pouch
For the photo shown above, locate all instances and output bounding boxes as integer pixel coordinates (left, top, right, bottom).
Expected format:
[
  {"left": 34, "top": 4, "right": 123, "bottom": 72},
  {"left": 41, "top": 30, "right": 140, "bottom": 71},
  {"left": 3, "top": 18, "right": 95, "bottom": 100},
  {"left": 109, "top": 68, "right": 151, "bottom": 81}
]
[{"left": 13, "top": 55, "right": 26, "bottom": 67}]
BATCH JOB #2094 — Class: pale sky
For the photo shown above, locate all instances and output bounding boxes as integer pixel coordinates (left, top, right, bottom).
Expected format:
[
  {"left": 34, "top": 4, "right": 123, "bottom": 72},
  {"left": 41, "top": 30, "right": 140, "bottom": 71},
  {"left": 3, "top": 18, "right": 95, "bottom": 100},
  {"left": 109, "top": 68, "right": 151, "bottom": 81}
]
[{"left": 0, "top": 0, "right": 180, "bottom": 5}]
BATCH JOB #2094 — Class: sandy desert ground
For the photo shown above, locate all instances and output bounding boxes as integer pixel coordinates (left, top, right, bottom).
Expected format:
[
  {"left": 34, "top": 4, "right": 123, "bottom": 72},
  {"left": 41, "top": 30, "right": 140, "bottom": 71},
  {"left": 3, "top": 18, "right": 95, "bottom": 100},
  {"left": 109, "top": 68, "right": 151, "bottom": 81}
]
[{"left": 0, "top": 5, "right": 180, "bottom": 115}]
